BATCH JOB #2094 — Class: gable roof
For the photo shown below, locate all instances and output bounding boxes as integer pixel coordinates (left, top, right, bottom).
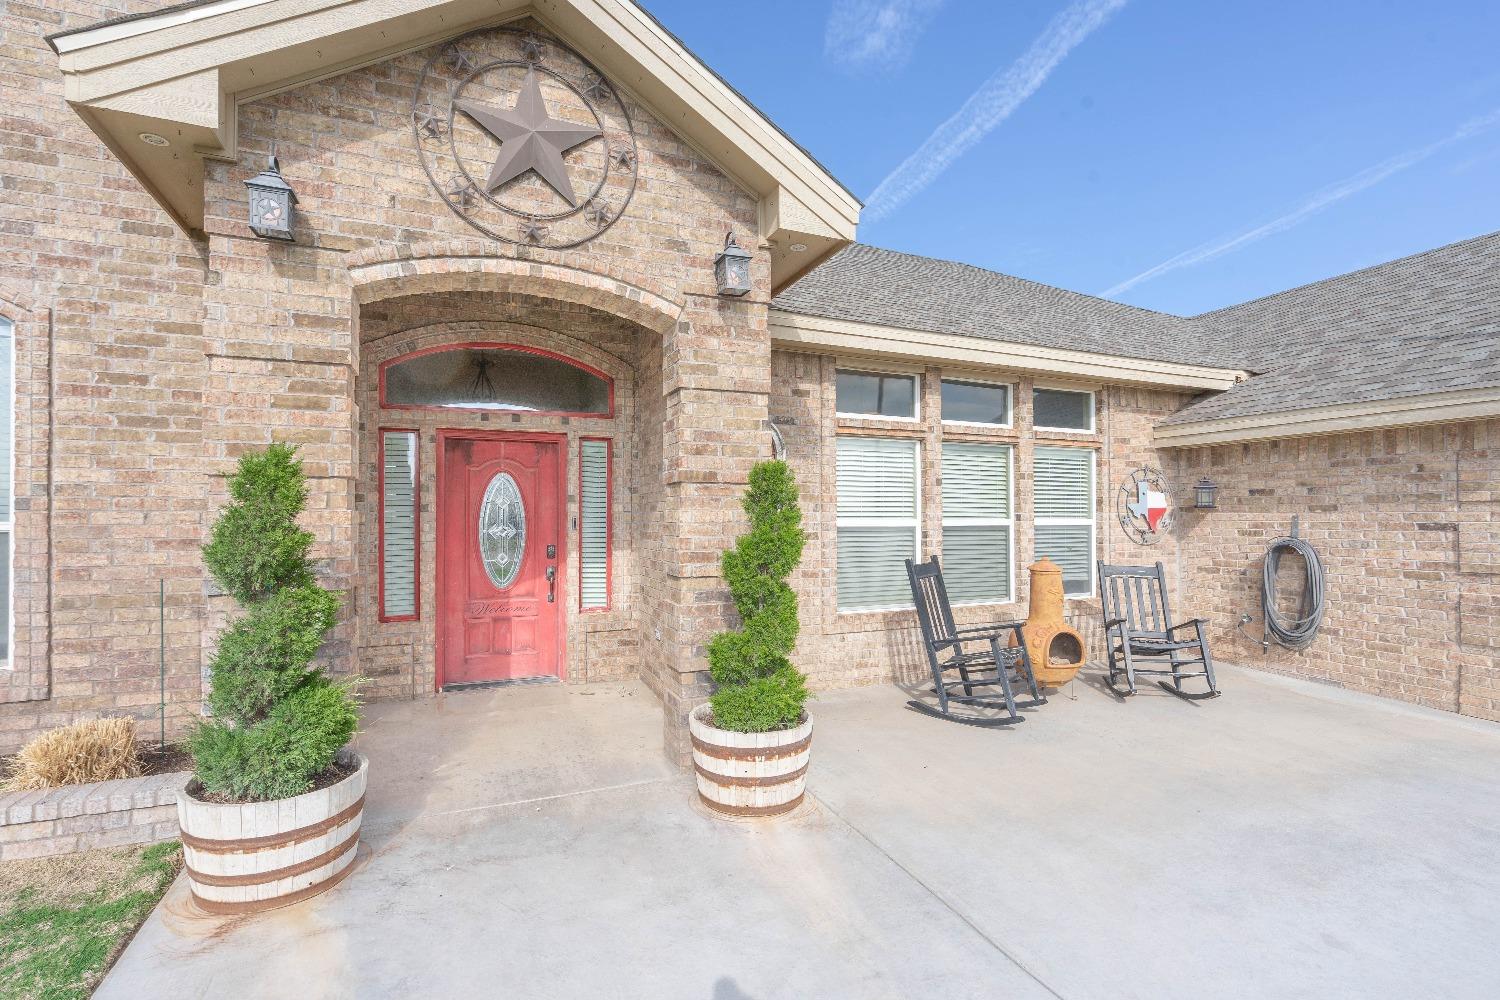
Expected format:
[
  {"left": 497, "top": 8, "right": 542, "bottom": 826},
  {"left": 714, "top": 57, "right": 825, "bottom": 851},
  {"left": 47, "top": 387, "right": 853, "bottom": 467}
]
[
  {"left": 772, "top": 244, "right": 1247, "bottom": 370},
  {"left": 48, "top": 0, "right": 859, "bottom": 289}
]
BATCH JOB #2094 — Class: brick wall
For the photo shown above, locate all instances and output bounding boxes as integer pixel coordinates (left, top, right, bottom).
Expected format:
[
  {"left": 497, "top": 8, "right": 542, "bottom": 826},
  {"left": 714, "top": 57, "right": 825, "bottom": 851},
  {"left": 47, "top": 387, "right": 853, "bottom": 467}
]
[
  {"left": 1, "top": 15, "right": 773, "bottom": 755},
  {"left": 771, "top": 350, "right": 1194, "bottom": 691},
  {"left": 1170, "top": 420, "right": 1500, "bottom": 721},
  {"left": 1, "top": 2, "right": 210, "bottom": 751}
]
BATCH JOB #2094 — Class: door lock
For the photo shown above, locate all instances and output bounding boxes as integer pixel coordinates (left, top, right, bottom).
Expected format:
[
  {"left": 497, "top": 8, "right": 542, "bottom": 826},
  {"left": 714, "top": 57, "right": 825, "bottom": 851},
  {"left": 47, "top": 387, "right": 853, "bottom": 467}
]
[
  {"left": 545, "top": 564, "right": 556, "bottom": 603},
  {"left": 546, "top": 544, "right": 556, "bottom": 559}
]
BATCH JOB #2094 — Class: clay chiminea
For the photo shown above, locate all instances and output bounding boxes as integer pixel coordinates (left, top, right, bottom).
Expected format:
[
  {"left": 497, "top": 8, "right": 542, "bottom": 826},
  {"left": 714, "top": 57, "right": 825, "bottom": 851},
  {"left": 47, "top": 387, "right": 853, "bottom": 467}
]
[{"left": 1009, "top": 557, "right": 1085, "bottom": 686}]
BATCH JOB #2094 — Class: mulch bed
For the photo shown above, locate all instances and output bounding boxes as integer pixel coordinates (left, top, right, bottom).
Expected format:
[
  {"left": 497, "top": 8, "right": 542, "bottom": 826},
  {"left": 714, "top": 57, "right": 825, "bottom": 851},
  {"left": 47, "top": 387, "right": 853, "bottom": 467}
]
[
  {"left": 186, "top": 757, "right": 359, "bottom": 805},
  {"left": 0, "top": 742, "right": 193, "bottom": 793}
]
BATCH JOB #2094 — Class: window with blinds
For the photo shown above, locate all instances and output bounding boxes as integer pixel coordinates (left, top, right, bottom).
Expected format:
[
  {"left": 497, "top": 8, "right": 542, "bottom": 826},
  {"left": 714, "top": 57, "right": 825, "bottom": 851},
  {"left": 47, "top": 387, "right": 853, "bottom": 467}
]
[
  {"left": 579, "top": 439, "right": 610, "bottom": 610},
  {"left": 1034, "top": 446, "right": 1095, "bottom": 596},
  {"left": 0, "top": 318, "right": 11, "bottom": 662},
  {"left": 379, "top": 430, "right": 419, "bottom": 621},
  {"left": 836, "top": 437, "right": 919, "bottom": 611},
  {"left": 941, "top": 443, "right": 1012, "bottom": 604}
]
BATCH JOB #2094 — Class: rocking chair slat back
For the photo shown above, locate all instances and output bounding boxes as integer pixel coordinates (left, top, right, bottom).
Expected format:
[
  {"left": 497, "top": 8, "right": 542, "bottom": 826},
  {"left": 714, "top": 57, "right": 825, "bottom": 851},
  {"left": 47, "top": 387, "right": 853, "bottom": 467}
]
[
  {"left": 908, "top": 557, "right": 958, "bottom": 647},
  {"left": 1100, "top": 562, "right": 1173, "bottom": 638}
]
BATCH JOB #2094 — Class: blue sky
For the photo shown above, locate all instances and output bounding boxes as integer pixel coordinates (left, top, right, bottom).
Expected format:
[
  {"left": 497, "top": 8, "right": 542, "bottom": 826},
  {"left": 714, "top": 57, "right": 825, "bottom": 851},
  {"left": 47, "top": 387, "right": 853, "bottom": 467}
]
[{"left": 647, "top": 1, "right": 1500, "bottom": 315}]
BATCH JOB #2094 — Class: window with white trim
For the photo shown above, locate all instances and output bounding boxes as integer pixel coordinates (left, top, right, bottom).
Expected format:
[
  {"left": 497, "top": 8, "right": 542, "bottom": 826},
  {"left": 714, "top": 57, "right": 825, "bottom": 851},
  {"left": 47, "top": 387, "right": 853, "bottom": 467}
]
[
  {"left": 940, "top": 378, "right": 1010, "bottom": 426},
  {"left": 0, "top": 318, "right": 11, "bottom": 662},
  {"left": 1033, "top": 387, "right": 1095, "bottom": 432},
  {"left": 941, "top": 443, "right": 1013, "bottom": 604},
  {"left": 836, "top": 437, "right": 919, "bottom": 611},
  {"left": 1033, "top": 446, "right": 1095, "bottom": 597},
  {"left": 579, "top": 439, "right": 610, "bottom": 610},
  {"left": 836, "top": 369, "right": 918, "bottom": 420},
  {"left": 379, "top": 430, "right": 419, "bottom": 621}
]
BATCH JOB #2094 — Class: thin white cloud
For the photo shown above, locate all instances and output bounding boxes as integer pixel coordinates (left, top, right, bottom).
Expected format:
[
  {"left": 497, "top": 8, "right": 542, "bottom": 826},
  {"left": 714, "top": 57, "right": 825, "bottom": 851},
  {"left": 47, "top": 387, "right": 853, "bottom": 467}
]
[
  {"left": 1104, "top": 109, "right": 1500, "bottom": 298},
  {"left": 825, "top": 0, "right": 946, "bottom": 73},
  {"left": 862, "top": 0, "right": 1128, "bottom": 222}
]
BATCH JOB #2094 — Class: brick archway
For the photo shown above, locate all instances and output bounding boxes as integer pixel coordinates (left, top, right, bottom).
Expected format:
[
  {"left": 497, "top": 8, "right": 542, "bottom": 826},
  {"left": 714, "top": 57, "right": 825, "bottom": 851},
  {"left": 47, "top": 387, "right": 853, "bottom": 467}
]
[{"left": 347, "top": 244, "right": 685, "bottom": 337}]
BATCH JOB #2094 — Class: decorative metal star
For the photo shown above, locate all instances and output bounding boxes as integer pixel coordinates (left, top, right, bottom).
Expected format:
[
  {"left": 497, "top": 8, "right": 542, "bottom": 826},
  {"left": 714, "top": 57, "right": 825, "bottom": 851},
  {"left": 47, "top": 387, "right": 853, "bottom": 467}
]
[
  {"left": 444, "top": 175, "right": 476, "bottom": 209},
  {"left": 611, "top": 144, "right": 635, "bottom": 169},
  {"left": 584, "top": 199, "right": 611, "bottom": 228},
  {"left": 454, "top": 68, "right": 602, "bottom": 206},
  {"left": 444, "top": 44, "right": 477, "bottom": 75},
  {"left": 413, "top": 103, "right": 444, "bottom": 139},
  {"left": 521, "top": 217, "right": 548, "bottom": 243},
  {"left": 520, "top": 33, "right": 546, "bottom": 63},
  {"left": 580, "top": 72, "right": 610, "bottom": 103}
]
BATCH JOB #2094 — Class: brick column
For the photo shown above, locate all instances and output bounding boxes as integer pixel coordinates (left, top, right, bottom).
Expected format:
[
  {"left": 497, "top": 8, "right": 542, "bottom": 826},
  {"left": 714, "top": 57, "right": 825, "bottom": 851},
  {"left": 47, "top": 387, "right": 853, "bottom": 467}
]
[{"left": 645, "top": 293, "right": 772, "bottom": 766}]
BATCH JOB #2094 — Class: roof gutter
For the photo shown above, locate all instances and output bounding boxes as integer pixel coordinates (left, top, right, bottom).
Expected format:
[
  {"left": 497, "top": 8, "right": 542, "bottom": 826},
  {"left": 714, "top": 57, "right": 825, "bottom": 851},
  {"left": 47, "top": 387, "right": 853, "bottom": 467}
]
[
  {"left": 1154, "top": 385, "right": 1500, "bottom": 447},
  {"left": 769, "top": 310, "right": 1249, "bottom": 391}
]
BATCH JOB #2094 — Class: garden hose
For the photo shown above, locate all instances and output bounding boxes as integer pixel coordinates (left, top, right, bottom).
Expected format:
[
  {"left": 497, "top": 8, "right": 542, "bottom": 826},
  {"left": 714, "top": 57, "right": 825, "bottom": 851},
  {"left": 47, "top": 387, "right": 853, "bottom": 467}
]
[{"left": 1261, "top": 534, "right": 1326, "bottom": 650}]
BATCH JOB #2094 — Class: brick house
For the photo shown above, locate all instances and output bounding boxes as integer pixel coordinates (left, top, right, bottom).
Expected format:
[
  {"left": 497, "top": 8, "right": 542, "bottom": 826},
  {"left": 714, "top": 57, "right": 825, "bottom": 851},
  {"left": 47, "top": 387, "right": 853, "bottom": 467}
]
[{"left": 1, "top": 0, "right": 1495, "bottom": 762}]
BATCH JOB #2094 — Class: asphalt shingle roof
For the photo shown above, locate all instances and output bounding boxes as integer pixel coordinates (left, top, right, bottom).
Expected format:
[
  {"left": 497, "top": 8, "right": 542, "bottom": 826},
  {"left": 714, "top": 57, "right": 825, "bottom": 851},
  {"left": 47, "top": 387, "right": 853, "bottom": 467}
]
[
  {"left": 1160, "top": 230, "right": 1500, "bottom": 425},
  {"left": 772, "top": 244, "right": 1248, "bottom": 370},
  {"left": 773, "top": 233, "right": 1500, "bottom": 426}
]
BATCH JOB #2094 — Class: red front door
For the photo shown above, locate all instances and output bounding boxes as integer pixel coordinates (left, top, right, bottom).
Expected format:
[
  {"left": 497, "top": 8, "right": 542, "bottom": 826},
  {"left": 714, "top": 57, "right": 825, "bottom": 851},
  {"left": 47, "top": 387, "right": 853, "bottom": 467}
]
[{"left": 438, "top": 433, "right": 565, "bottom": 686}]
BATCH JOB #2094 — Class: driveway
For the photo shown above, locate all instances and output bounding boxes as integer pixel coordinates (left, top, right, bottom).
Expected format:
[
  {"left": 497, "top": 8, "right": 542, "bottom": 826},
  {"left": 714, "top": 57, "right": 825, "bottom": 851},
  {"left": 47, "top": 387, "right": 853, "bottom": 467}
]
[{"left": 97, "top": 666, "right": 1500, "bottom": 999}]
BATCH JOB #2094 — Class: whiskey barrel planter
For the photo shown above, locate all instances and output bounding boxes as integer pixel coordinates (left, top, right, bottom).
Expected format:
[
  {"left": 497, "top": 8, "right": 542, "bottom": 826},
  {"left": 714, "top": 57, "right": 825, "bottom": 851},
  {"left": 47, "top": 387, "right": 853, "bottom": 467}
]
[
  {"left": 177, "top": 749, "right": 367, "bottom": 915},
  {"left": 690, "top": 705, "right": 812, "bottom": 818}
]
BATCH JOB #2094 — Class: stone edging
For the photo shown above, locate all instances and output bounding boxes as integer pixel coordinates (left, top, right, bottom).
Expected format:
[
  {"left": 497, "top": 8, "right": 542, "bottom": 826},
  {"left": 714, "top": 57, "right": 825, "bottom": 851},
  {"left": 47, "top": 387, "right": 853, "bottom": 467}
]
[{"left": 0, "top": 771, "right": 191, "bottom": 861}]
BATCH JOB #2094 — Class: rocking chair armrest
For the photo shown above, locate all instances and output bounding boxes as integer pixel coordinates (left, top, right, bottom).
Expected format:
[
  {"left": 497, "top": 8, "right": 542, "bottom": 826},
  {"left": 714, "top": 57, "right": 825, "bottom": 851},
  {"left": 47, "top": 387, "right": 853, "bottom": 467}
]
[
  {"left": 1103, "top": 617, "right": 1126, "bottom": 630},
  {"left": 952, "top": 622, "right": 1025, "bottom": 641},
  {"left": 1168, "top": 618, "right": 1208, "bottom": 634}
]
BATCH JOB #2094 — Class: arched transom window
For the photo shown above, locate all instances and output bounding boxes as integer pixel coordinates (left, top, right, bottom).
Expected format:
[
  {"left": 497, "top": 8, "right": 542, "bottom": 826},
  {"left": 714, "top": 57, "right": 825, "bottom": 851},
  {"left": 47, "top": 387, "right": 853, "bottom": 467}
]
[{"left": 381, "top": 344, "right": 612, "bottom": 416}]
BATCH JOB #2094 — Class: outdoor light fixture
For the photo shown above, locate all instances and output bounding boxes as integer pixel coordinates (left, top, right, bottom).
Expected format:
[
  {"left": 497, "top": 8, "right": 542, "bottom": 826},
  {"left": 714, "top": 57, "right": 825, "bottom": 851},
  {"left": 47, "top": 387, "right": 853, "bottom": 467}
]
[
  {"left": 244, "top": 155, "right": 297, "bottom": 241},
  {"left": 714, "top": 231, "right": 752, "bottom": 297},
  {"left": 1194, "top": 477, "right": 1220, "bottom": 510}
]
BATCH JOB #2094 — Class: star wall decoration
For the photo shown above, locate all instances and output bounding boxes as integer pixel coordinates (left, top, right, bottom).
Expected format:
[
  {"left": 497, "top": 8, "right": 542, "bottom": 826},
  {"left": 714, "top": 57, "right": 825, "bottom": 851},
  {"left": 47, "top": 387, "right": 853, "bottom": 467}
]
[
  {"left": 611, "top": 144, "right": 635, "bottom": 169},
  {"left": 581, "top": 72, "right": 609, "bottom": 103},
  {"left": 444, "top": 175, "right": 476, "bottom": 209},
  {"left": 454, "top": 68, "right": 602, "bottom": 206},
  {"left": 584, "top": 199, "right": 611, "bottom": 228},
  {"left": 521, "top": 217, "right": 548, "bottom": 243},
  {"left": 413, "top": 103, "right": 444, "bottom": 139},
  {"left": 444, "top": 44, "right": 477, "bottom": 74},
  {"left": 520, "top": 33, "right": 546, "bottom": 62}
]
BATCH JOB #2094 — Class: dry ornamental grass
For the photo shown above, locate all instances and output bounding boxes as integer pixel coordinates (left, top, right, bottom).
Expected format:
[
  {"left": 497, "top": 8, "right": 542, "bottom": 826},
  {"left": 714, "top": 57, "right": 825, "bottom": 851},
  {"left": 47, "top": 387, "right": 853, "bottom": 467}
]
[{"left": 2, "top": 718, "right": 141, "bottom": 791}]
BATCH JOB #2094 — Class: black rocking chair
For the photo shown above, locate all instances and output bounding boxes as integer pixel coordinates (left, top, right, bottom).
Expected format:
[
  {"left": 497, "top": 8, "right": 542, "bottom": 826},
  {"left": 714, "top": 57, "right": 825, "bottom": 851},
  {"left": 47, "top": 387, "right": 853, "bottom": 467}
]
[
  {"left": 1098, "top": 561, "right": 1220, "bottom": 700},
  {"left": 905, "top": 557, "right": 1044, "bottom": 725}
]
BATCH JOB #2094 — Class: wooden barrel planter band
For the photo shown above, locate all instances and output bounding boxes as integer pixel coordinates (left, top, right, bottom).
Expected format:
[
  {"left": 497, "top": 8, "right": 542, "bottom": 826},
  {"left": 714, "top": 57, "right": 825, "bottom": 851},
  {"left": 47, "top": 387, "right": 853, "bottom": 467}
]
[
  {"left": 689, "top": 733, "right": 812, "bottom": 761},
  {"left": 690, "top": 706, "right": 812, "bottom": 818},
  {"left": 177, "top": 749, "right": 368, "bottom": 915}
]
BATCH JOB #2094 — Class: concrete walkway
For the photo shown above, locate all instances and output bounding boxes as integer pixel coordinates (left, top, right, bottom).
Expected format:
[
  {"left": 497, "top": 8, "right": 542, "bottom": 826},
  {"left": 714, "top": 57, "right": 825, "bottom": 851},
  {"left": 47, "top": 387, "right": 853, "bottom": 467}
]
[{"left": 97, "top": 666, "right": 1500, "bottom": 999}]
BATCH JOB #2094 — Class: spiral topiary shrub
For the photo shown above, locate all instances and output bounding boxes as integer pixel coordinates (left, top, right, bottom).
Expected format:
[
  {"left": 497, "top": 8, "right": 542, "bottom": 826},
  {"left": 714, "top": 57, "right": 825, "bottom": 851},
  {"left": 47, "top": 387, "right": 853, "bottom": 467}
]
[
  {"left": 191, "top": 444, "right": 358, "bottom": 802},
  {"left": 706, "top": 460, "right": 810, "bottom": 732}
]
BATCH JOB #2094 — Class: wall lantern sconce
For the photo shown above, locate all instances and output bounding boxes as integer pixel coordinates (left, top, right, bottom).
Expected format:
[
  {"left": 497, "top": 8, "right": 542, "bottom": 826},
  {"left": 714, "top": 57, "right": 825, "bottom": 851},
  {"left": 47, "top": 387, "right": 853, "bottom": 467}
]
[
  {"left": 1193, "top": 477, "right": 1220, "bottom": 510},
  {"left": 245, "top": 155, "right": 297, "bottom": 241},
  {"left": 713, "top": 231, "right": 752, "bottom": 297}
]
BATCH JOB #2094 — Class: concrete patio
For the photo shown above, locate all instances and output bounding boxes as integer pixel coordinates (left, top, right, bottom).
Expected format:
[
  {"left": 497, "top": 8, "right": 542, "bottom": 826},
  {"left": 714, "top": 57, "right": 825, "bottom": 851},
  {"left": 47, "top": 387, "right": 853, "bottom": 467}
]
[{"left": 98, "top": 665, "right": 1500, "bottom": 999}]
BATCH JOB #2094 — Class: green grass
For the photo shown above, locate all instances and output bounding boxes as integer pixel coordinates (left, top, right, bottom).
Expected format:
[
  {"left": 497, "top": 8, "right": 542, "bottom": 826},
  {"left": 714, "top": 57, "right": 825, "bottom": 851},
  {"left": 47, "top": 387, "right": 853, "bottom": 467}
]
[{"left": 0, "top": 840, "right": 182, "bottom": 1000}]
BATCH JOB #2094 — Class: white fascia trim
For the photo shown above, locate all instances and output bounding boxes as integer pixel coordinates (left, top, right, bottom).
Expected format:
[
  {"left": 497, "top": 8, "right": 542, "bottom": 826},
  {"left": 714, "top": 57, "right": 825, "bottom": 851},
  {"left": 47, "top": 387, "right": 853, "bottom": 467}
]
[
  {"left": 51, "top": 0, "right": 282, "bottom": 53},
  {"left": 769, "top": 310, "right": 1248, "bottom": 392},
  {"left": 1154, "top": 386, "right": 1500, "bottom": 447}
]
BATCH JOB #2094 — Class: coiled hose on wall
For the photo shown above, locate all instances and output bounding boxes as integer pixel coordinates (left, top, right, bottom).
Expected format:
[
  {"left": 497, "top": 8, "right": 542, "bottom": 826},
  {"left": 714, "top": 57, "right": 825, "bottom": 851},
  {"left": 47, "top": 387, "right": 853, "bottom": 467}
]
[{"left": 1262, "top": 534, "right": 1326, "bottom": 650}]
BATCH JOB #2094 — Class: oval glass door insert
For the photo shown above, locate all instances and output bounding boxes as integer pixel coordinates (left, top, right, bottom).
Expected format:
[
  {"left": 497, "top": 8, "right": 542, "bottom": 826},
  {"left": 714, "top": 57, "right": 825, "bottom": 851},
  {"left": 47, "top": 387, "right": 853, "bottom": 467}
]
[{"left": 478, "top": 472, "right": 526, "bottom": 589}]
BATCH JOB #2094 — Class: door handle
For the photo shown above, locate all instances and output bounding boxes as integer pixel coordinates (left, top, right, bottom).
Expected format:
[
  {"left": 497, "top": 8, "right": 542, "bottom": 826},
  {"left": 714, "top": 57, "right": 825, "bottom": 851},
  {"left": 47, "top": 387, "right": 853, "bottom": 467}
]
[{"left": 546, "top": 564, "right": 556, "bottom": 603}]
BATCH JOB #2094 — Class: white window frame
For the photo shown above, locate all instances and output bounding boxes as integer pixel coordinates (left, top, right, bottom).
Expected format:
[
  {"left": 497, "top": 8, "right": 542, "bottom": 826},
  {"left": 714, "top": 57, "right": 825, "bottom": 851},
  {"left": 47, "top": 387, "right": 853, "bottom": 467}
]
[
  {"left": 939, "top": 374, "right": 1015, "bottom": 429},
  {"left": 1032, "top": 384, "right": 1097, "bottom": 434},
  {"left": 1033, "top": 446, "right": 1096, "bottom": 598},
  {"left": 835, "top": 436, "right": 921, "bottom": 613},
  {"left": 0, "top": 317, "right": 11, "bottom": 667},
  {"left": 834, "top": 367, "right": 921, "bottom": 423},
  {"left": 941, "top": 443, "right": 1015, "bottom": 606}
]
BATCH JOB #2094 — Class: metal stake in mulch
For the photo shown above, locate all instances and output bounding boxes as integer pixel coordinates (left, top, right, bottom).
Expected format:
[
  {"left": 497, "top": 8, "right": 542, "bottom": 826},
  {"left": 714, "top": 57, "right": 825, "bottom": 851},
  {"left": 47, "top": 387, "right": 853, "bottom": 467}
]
[{"left": 159, "top": 579, "right": 166, "bottom": 750}]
